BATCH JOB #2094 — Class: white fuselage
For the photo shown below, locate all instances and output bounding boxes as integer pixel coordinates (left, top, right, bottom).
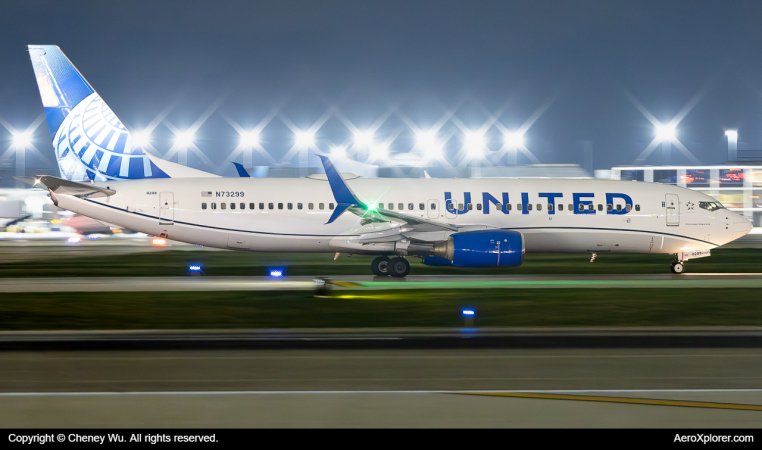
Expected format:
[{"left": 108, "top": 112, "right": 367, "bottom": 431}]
[{"left": 52, "top": 177, "right": 751, "bottom": 255}]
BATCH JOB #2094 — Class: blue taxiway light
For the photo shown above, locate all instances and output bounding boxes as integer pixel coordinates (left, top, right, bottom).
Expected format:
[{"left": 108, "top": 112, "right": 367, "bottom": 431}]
[
  {"left": 188, "top": 265, "right": 202, "bottom": 272},
  {"left": 270, "top": 270, "right": 284, "bottom": 278},
  {"left": 462, "top": 309, "right": 475, "bottom": 316}
]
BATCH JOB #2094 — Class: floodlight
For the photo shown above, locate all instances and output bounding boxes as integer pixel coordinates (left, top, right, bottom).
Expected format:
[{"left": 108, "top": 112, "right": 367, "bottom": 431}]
[
  {"left": 12, "top": 131, "right": 32, "bottom": 148},
  {"left": 725, "top": 130, "right": 738, "bottom": 139},
  {"left": 655, "top": 124, "right": 676, "bottom": 141},
  {"left": 295, "top": 130, "right": 315, "bottom": 148},
  {"left": 503, "top": 131, "right": 524, "bottom": 148},
  {"left": 132, "top": 131, "right": 151, "bottom": 148},
  {"left": 331, "top": 145, "right": 346, "bottom": 157},
  {"left": 175, "top": 130, "right": 194, "bottom": 147},
  {"left": 240, "top": 130, "right": 259, "bottom": 147}
]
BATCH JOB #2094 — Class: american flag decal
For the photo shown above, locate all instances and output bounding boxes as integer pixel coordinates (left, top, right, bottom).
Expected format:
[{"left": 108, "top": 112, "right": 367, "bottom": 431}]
[{"left": 201, "top": 191, "right": 212, "bottom": 197}]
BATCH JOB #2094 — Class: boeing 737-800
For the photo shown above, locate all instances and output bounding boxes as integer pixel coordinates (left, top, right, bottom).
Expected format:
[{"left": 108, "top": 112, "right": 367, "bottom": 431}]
[{"left": 22, "top": 45, "right": 753, "bottom": 276}]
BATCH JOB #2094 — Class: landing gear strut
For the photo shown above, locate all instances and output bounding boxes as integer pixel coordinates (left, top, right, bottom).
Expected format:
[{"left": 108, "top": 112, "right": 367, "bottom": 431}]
[
  {"left": 670, "top": 261, "right": 685, "bottom": 274},
  {"left": 371, "top": 256, "right": 410, "bottom": 277}
]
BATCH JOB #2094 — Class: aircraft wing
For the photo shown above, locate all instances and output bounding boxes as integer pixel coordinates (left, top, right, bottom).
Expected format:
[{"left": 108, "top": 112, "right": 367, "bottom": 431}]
[
  {"left": 318, "top": 155, "right": 457, "bottom": 233},
  {"left": 31, "top": 175, "right": 115, "bottom": 198}
]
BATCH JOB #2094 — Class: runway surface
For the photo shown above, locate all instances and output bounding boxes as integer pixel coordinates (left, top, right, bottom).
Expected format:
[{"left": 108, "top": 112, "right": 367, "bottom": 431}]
[
  {"left": 2, "top": 347, "right": 762, "bottom": 427},
  {"left": 2, "top": 273, "right": 762, "bottom": 292},
  {"left": 0, "top": 273, "right": 762, "bottom": 293}
]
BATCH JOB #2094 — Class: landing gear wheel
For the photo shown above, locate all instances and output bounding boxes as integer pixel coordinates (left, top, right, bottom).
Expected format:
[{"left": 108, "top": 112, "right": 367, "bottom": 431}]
[
  {"left": 389, "top": 257, "right": 410, "bottom": 278},
  {"left": 670, "top": 262, "right": 685, "bottom": 274},
  {"left": 371, "top": 256, "right": 391, "bottom": 276}
]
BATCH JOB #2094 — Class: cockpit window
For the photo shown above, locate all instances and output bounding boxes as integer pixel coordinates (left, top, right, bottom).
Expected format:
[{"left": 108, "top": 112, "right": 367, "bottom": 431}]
[{"left": 699, "top": 201, "right": 723, "bottom": 211}]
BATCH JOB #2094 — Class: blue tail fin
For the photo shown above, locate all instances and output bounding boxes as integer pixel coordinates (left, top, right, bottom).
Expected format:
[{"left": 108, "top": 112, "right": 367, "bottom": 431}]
[
  {"left": 28, "top": 45, "right": 169, "bottom": 181},
  {"left": 231, "top": 162, "right": 250, "bottom": 177}
]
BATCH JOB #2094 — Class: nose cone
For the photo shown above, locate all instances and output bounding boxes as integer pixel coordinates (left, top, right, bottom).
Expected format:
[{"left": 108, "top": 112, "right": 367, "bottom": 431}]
[{"left": 733, "top": 213, "right": 753, "bottom": 239}]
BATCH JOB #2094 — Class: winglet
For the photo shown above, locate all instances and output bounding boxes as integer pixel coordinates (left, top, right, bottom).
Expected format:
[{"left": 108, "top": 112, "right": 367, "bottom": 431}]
[
  {"left": 317, "top": 155, "right": 362, "bottom": 224},
  {"left": 231, "top": 162, "right": 250, "bottom": 177}
]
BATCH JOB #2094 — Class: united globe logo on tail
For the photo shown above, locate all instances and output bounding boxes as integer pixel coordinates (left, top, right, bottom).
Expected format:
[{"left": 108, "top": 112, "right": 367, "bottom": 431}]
[{"left": 28, "top": 45, "right": 168, "bottom": 181}]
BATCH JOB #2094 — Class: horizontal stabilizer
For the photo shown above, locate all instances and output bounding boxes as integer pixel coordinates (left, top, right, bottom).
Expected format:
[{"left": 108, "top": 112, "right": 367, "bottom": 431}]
[{"left": 34, "top": 175, "right": 115, "bottom": 198}]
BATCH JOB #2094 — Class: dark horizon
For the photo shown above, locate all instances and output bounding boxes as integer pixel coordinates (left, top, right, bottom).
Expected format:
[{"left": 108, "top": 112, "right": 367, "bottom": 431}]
[{"left": 2, "top": 0, "right": 762, "bottom": 176}]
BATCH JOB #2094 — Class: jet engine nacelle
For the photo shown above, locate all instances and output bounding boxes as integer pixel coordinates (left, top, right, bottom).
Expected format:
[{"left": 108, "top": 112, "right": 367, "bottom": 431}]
[{"left": 424, "top": 229, "right": 525, "bottom": 267}]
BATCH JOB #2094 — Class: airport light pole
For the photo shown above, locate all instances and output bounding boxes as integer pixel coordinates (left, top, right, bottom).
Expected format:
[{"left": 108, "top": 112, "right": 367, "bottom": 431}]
[
  {"left": 13, "top": 131, "right": 31, "bottom": 187},
  {"left": 503, "top": 131, "right": 523, "bottom": 166},
  {"left": 175, "top": 131, "right": 194, "bottom": 166},
  {"left": 240, "top": 131, "right": 259, "bottom": 172},
  {"left": 655, "top": 124, "right": 675, "bottom": 165},
  {"left": 726, "top": 130, "right": 738, "bottom": 162}
]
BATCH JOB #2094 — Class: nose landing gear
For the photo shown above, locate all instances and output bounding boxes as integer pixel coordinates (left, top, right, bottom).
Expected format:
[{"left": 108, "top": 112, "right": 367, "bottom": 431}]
[
  {"left": 371, "top": 256, "right": 410, "bottom": 277},
  {"left": 670, "top": 261, "right": 685, "bottom": 274}
]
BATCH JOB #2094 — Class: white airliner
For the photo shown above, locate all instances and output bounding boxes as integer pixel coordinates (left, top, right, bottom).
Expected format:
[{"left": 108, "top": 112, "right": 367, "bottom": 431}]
[{"left": 22, "top": 45, "right": 752, "bottom": 276}]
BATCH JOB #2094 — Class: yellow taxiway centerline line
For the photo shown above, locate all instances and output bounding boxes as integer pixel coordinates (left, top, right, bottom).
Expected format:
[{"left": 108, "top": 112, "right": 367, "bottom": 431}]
[{"left": 460, "top": 392, "right": 762, "bottom": 411}]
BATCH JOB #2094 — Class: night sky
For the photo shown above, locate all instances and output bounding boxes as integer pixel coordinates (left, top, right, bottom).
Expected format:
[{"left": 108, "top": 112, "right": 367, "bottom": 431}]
[{"left": 2, "top": 0, "right": 762, "bottom": 176}]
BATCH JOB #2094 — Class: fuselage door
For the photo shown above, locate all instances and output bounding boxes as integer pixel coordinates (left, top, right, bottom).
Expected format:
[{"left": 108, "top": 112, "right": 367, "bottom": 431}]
[
  {"left": 427, "top": 199, "right": 439, "bottom": 219},
  {"left": 159, "top": 192, "right": 174, "bottom": 224},
  {"left": 666, "top": 194, "right": 679, "bottom": 226}
]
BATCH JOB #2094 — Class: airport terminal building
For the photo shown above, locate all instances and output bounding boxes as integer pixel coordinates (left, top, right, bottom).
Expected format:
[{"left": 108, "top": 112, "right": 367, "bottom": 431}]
[{"left": 608, "top": 165, "right": 762, "bottom": 227}]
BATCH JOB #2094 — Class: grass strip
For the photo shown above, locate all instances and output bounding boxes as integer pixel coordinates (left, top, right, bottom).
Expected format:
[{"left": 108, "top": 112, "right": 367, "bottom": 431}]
[{"left": 1, "top": 288, "right": 761, "bottom": 330}]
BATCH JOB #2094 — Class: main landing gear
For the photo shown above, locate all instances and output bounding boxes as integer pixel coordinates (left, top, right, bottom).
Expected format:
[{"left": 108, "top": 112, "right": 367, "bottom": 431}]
[
  {"left": 371, "top": 256, "right": 410, "bottom": 278},
  {"left": 670, "top": 261, "right": 685, "bottom": 274}
]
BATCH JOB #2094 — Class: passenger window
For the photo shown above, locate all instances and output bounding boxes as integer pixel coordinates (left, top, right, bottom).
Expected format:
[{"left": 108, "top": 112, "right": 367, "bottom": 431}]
[
  {"left": 616, "top": 204, "right": 622, "bottom": 211},
  {"left": 278, "top": 203, "right": 283, "bottom": 210},
  {"left": 447, "top": 202, "right": 453, "bottom": 210},
  {"left": 626, "top": 204, "right": 631, "bottom": 212},
  {"left": 467, "top": 203, "right": 473, "bottom": 211},
  {"left": 536, "top": 204, "right": 542, "bottom": 211},
  {"left": 607, "top": 204, "right": 613, "bottom": 211},
  {"left": 548, "top": 204, "right": 553, "bottom": 211},
  {"left": 597, "top": 204, "right": 602, "bottom": 211},
  {"left": 319, "top": 203, "right": 324, "bottom": 210},
  {"left": 329, "top": 203, "right": 335, "bottom": 210},
  {"left": 309, "top": 203, "right": 314, "bottom": 210},
  {"left": 635, "top": 205, "right": 640, "bottom": 211},
  {"left": 431, "top": 203, "right": 437, "bottom": 210},
  {"left": 458, "top": 203, "right": 464, "bottom": 210},
  {"left": 588, "top": 204, "right": 594, "bottom": 211},
  {"left": 496, "top": 203, "right": 502, "bottom": 211},
  {"left": 398, "top": 203, "right": 403, "bottom": 210},
  {"left": 221, "top": 203, "right": 227, "bottom": 210},
  {"left": 578, "top": 204, "right": 584, "bottom": 212},
  {"left": 408, "top": 203, "right": 414, "bottom": 210},
  {"left": 202, "top": 203, "right": 207, "bottom": 210},
  {"left": 298, "top": 203, "right": 303, "bottom": 210},
  {"left": 388, "top": 203, "right": 394, "bottom": 210},
  {"left": 259, "top": 203, "right": 264, "bottom": 210},
  {"left": 528, "top": 204, "right": 533, "bottom": 211},
  {"left": 419, "top": 203, "right": 425, "bottom": 210},
  {"left": 268, "top": 203, "right": 274, "bottom": 210},
  {"left": 378, "top": 203, "right": 384, "bottom": 210},
  {"left": 569, "top": 204, "right": 573, "bottom": 211},
  {"left": 230, "top": 203, "right": 236, "bottom": 210},
  {"left": 517, "top": 203, "right": 522, "bottom": 211},
  {"left": 212, "top": 203, "right": 217, "bottom": 210},
  {"left": 240, "top": 203, "right": 245, "bottom": 210},
  {"left": 287, "top": 203, "right": 293, "bottom": 210},
  {"left": 477, "top": 203, "right": 482, "bottom": 211},
  {"left": 249, "top": 203, "right": 254, "bottom": 209},
  {"left": 558, "top": 204, "right": 563, "bottom": 211},
  {"left": 506, "top": 204, "right": 512, "bottom": 211}
]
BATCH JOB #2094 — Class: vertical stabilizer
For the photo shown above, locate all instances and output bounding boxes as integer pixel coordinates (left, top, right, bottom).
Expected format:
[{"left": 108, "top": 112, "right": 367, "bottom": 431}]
[{"left": 28, "top": 45, "right": 170, "bottom": 181}]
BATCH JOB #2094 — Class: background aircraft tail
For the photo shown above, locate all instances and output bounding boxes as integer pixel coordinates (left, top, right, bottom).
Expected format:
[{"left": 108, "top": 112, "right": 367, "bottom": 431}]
[{"left": 28, "top": 45, "right": 170, "bottom": 181}]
